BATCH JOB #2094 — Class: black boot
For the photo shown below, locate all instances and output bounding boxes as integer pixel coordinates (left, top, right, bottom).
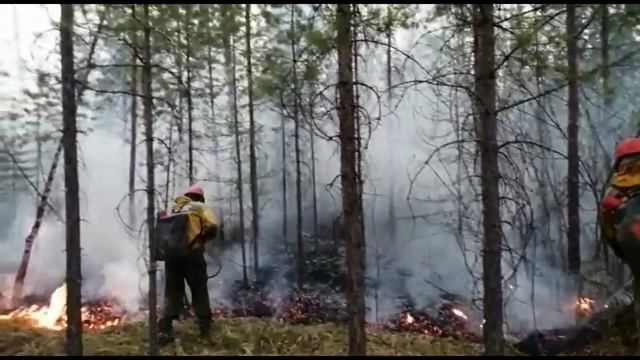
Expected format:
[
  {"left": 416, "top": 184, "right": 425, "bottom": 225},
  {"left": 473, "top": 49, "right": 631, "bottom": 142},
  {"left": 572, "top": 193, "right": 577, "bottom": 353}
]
[
  {"left": 198, "top": 320, "right": 211, "bottom": 340},
  {"left": 158, "top": 318, "right": 175, "bottom": 347},
  {"left": 158, "top": 332, "right": 175, "bottom": 347}
]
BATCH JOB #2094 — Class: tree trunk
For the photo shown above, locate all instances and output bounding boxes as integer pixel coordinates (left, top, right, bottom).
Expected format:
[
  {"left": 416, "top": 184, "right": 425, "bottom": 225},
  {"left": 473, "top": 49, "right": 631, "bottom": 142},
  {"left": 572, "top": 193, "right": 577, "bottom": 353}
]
[
  {"left": 231, "top": 37, "right": 248, "bottom": 285},
  {"left": 174, "top": 12, "right": 184, "bottom": 192},
  {"left": 206, "top": 29, "right": 222, "bottom": 223},
  {"left": 246, "top": 4, "right": 259, "bottom": 276},
  {"left": 11, "top": 142, "right": 62, "bottom": 307},
  {"left": 308, "top": 84, "right": 319, "bottom": 251},
  {"left": 473, "top": 4, "right": 503, "bottom": 356},
  {"left": 352, "top": 4, "right": 366, "bottom": 267},
  {"left": 337, "top": 4, "right": 367, "bottom": 355},
  {"left": 186, "top": 4, "right": 194, "bottom": 185},
  {"left": 142, "top": 4, "right": 158, "bottom": 355},
  {"left": 281, "top": 109, "right": 288, "bottom": 241},
  {"left": 60, "top": 4, "right": 83, "bottom": 356},
  {"left": 290, "top": 5, "right": 304, "bottom": 289},
  {"left": 566, "top": 3, "right": 581, "bottom": 278},
  {"left": 128, "top": 4, "right": 138, "bottom": 226},
  {"left": 10, "top": 10, "right": 104, "bottom": 307}
]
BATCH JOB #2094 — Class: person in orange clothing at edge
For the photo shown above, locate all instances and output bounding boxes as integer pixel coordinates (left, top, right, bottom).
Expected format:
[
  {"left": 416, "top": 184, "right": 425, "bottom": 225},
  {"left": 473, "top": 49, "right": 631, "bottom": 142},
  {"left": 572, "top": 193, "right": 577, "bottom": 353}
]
[{"left": 600, "top": 138, "right": 640, "bottom": 277}]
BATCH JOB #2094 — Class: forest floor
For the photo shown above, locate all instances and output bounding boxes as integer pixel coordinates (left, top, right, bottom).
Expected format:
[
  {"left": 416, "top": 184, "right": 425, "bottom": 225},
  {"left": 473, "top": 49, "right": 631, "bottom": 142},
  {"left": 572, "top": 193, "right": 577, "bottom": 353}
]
[
  {"left": 0, "top": 306, "right": 635, "bottom": 356},
  {"left": 0, "top": 317, "right": 509, "bottom": 356}
]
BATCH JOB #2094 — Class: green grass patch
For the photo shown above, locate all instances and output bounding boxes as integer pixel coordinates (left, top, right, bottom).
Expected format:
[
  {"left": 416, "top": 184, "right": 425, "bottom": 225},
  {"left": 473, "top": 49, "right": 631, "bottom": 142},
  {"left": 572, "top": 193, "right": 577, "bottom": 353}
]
[{"left": 0, "top": 318, "right": 498, "bottom": 356}]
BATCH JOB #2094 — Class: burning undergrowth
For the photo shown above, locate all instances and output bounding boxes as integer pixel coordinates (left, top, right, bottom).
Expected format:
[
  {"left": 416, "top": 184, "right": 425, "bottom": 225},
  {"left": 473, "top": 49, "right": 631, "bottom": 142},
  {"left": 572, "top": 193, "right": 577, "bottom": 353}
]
[
  {"left": 0, "top": 284, "right": 126, "bottom": 331},
  {"left": 381, "top": 295, "right": 482, "bottom": 342},
  {"left": 212, "top": 239, "right": 349, "bottom": 325},
  {"left": 203, "top": 237, "right": 482, "bottom": 341}
]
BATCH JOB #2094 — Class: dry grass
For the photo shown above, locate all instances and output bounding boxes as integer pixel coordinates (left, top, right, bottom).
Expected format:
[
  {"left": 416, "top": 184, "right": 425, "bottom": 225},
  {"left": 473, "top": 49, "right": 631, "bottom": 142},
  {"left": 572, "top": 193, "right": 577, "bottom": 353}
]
[{"left": 0, "top": 317, "right": 497, "bottom": 356}]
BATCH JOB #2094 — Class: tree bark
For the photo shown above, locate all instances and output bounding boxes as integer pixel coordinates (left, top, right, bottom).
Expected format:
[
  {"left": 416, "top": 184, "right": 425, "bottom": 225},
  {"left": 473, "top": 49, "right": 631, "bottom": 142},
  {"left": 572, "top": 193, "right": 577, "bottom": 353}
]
[
  {"left": 60, "top": 4, "right": 83, "bottom": 356},
  {"left": 11, "top": 142, "right": 62, "bottom": 307},
  {"left": 231, "top": 36, "right": 248, "bottom": 285},
  {"left": 206, "top": 26, "right": 222, "bottom": 222},
  {"left": 128, "top": 4, "right": 138, "bottom": 226},
  {"left": 142, "top": 4, "right": 158, "bottom": 355},
  {"left": 290, "top": 5, "right": 304, "bottom": 289},
  {"left": 337, "top": 4, "right": 367, "bottom": 355},
  {"left": 566, "top": 3, "right": 581, "bottom": 277},
  {"left": 473, "top": 3, "right": 504, "bottom": 356},
  {"left": 352, "top": 4, "right": 366, "bottom": 270},
  {"left": 308, "top": 84, "right": 319, "bottom": 251},
  {"left": 186, "top": 4, "right": 194, "bottom": 185},
  {"left": 246, "top": 4, "right": 259, "bottom": 276},
  {"left": 281, "top": 109, "right": 288, "bottom": 241}
]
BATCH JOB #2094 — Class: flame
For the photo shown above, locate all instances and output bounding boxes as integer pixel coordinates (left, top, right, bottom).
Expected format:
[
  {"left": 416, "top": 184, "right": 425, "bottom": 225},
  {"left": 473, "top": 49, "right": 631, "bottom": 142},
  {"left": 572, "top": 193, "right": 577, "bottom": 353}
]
[
  {"left": 0, "top": 284, "right": 124, "bottom": 331},
  {"left": 451, "top": 308, "right": 468, "bottom": 320},
  {"left": 405, "top": 313, "right": 415, "bottom": 324},
  {"left": 574, "top": 297, "right": 595, "bottom": 319}
]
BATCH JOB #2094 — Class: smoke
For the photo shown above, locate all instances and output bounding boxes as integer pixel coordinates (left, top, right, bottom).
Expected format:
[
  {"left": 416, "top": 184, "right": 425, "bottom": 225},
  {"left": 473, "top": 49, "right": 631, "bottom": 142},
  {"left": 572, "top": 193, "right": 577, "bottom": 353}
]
[
  {"left": 0, "top": 125, "right": 148, "bottom": 313},
  {"left": 2, "top": 4, "right": 629, "bottom": 338}
]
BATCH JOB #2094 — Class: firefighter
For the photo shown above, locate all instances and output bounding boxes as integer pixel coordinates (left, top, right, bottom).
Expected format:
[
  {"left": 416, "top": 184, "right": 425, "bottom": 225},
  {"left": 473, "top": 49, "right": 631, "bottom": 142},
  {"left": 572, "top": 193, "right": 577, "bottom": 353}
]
[
  {"left": 600, "top": 138, "right": 640, "bottom": 263},
  {"left": 158, "top": 184, "right": 218, "bottom": 346}
]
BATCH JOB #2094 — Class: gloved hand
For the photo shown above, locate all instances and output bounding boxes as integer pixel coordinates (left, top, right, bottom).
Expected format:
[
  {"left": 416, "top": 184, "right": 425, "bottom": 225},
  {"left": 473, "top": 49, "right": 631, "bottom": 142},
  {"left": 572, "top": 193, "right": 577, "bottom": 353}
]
[{"left": 203, "top": 224, "right": 218, "bottom": 241}]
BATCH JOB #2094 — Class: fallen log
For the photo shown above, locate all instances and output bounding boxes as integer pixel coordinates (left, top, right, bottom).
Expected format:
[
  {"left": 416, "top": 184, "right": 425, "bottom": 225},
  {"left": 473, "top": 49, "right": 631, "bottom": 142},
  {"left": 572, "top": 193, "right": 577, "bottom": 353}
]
[{"left": 515, "top": 304, "right": 614, "bottom": 355}]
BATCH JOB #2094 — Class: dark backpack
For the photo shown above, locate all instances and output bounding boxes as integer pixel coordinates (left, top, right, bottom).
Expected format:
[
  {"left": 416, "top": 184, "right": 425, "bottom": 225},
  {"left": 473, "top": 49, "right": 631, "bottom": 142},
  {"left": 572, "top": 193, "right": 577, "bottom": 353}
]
[{"left": 154, "top": 211, "right": 191, "bottom": 261}]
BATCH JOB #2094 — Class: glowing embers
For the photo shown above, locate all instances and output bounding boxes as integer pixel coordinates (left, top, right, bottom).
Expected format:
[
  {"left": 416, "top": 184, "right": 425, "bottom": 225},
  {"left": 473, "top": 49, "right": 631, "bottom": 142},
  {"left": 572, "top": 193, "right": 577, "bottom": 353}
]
[{"left": 0, "top": 284, "right": 125, "bottom": 331}]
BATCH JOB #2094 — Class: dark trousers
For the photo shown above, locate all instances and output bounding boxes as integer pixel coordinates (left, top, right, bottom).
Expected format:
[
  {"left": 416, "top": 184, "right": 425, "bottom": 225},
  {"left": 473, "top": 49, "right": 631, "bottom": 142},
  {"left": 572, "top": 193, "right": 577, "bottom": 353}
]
[{"left": 158, "top": 249, "right": 211, "bottom": 335}]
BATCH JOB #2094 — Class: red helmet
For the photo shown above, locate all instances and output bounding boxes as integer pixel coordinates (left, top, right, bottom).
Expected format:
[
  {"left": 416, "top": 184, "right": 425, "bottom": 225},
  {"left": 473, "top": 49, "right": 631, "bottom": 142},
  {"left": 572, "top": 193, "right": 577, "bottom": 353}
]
[
  {"left": 615, "top": 138, "right": 640, "bottom": 162},
  {"left": 185, "top": 184, "right": 204, "bottom": 197}
]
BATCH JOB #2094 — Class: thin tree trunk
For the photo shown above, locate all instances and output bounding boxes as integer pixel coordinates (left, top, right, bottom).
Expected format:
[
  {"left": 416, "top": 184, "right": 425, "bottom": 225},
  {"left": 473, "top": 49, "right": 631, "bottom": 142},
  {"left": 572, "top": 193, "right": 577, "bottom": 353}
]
[
  {"left": 61, "top": 4, "right": 82, "bottom": 355},
  {"left": 291, "top": 5, "right": 304, "bottom": 289},
  {"left": 165, "top": 111, "right": 175, "bottom": 209},
  {"left": 174, "top": 13, "right": 184, "bottom": 191},
  {"left": 337, "top": 4, "right": 366, "bottom": 355},
  {"left": 281, "top": 109, "right": 288, "bottom": 241},
  {"left": 206, "top": 30, "right": 222, "bottom": 222},
  {"left": 11, "top": 142, "right": 62, "bottom": 307},
  {"left": 352, "top": 4, "right": 366, "bottom": 263},
  {"left": 128, "top": 4, "right": 138, "bottom": 226},
  {"left": 598, "top": 2, "right": 610, "bottom": 273},
  {"left": 142, "top": 4, "right": 158, "bottom": 355},
  {"left": 246, "top": 4, "right": 259, "bottom": 275},
  {"left": 186, "top": 4, "right": 194, "bottom": 185},
  {"left": 231, "top": 37, "right": 248, "bottom": 285},
  {"left": 566, "top": 3, "right": 581, "bottom": 278},
  {"left": 473, "top": 4, "right": 503, "bottom": 356},
  {"left": 308, "top": 85, "right": 319, "bottom": 251},
  {"left": 10, "top": 10, "right": 104, "bottom": 307}
]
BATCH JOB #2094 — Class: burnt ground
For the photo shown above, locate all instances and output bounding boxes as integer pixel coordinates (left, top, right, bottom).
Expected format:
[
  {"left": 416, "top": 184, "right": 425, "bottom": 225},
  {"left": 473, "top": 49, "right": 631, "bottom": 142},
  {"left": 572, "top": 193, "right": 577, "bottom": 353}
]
[{"left": 515, "top": 304, "right": 640, "bottom": 356}]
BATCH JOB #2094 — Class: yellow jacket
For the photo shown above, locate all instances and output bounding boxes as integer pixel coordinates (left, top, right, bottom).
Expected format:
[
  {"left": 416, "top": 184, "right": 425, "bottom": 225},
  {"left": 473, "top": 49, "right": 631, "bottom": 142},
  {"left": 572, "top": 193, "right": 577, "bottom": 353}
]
[
  {"left": 600, "top": 157, "right": 640, "bottom": 241},
  {"left": 171, "top": 195, "right": 217, "bottom": 250}
]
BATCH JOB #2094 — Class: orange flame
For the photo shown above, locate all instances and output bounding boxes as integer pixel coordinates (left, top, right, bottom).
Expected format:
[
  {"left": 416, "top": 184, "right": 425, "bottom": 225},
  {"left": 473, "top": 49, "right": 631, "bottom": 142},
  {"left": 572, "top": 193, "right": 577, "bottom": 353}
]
[
  {"left": 575, "top": 297, "right": 595, "bottom": 319},
  {"left": 0, "top": 284, "right": 124, "bottom": 331}
]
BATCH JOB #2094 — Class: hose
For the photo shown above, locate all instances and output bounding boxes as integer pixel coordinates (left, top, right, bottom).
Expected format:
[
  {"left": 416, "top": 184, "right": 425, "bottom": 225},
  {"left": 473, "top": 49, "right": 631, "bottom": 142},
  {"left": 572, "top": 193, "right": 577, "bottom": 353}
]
[{"left": 207, "top": 262, "right": 222, "bottom": 279}]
